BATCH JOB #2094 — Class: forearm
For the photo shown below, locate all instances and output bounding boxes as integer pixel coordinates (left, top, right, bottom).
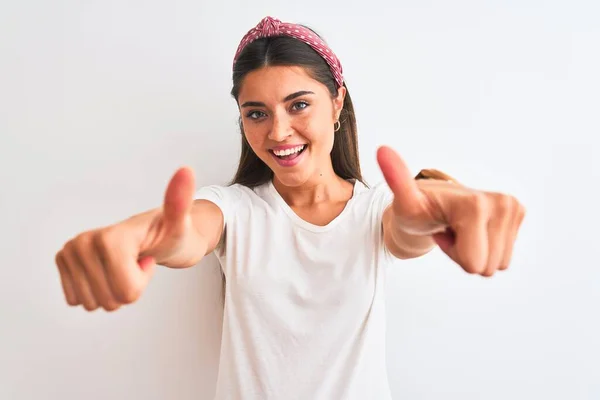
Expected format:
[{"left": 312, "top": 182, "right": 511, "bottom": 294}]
[
  {"left": 382, "top": 205, "right": 437, "bottom": 259},
  {"left": 136, "top": 201, "right": 217, "bottom": 269}
]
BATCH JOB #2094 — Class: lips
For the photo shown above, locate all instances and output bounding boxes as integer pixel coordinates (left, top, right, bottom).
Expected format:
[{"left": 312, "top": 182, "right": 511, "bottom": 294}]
[{"left": 269, "top": 144, "right": 307, "bottom": 167}]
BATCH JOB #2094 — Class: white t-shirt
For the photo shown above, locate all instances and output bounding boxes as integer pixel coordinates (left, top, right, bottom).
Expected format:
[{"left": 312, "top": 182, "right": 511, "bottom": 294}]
[{"left": 194, "top": 179, "right": 396, "bottom": 400}]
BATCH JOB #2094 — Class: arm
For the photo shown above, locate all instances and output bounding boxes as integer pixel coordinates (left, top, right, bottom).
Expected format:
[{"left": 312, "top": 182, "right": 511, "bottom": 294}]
[
  {"left": 55, "top": 167, "right": 228, "bottom": 311},
  {"left": 190, "top": 199, "right": 225, "bottom": 256},
  {"left": 149, "top": 199, "right": 224, "bottom": 269},
  {"left": 377, "top": 146, "right": 526, "bottom": 276},
  {"left": 131, "top": 169, "right": 227, "bottom": 269}
]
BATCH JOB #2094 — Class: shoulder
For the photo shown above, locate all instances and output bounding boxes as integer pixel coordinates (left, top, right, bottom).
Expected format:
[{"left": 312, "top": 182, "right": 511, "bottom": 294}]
[
  {"left": 194, "top": 183, "right": 245, "bottom": 203},
  {"left": 352, "top": 180, "right": 394, "bottom": 209},
  {"left": 193, "top": 182, "right": 271, "bottom": 213}
]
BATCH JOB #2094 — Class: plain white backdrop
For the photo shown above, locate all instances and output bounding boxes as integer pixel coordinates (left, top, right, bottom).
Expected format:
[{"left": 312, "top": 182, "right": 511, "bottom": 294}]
[{"left": 1, "top": 1, "right": 599, "bottom": 399}]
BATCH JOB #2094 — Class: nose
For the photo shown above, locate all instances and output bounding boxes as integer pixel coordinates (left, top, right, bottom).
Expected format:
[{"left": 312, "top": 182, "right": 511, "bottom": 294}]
[{"left": 268, "top": 113, "right": 293, "bottom": 142}]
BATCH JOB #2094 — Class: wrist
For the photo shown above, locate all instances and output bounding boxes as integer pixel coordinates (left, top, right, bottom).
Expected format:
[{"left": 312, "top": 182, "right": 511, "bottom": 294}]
[
  {"left": 383, "top": 206, "right": 437, "bottom": 259},
  {"left": 383, "top": 168, "right": 458, "bottom": 259}
]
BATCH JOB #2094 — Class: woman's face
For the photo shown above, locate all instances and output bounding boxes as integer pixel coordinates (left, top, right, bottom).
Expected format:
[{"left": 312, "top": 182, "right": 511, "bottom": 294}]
[{"left": 237, "top": 66, "right": 345, "bottom": 187}]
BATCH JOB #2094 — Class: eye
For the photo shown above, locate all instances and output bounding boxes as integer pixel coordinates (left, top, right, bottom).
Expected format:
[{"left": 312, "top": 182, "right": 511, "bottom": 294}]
[
  {"left": 246, "top": 110, "right": 266, "bottom": 120},
  {"left": 291, "top": 101, "right": 309, "bottom": 111}
]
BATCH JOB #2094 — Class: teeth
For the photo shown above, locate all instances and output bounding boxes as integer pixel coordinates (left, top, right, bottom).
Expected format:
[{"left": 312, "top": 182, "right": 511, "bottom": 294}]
[{"left": 273, "top": 145, "right": 305, "bottom": 157}]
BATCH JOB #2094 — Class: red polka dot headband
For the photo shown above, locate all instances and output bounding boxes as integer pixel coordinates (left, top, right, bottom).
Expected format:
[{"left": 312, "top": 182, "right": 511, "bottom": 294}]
[{"left": 233, "top": 16, "right": 344, "bottom": 88}]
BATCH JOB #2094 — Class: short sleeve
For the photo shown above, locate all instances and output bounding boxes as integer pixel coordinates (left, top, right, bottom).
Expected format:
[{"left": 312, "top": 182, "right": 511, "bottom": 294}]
[
  {"left": 371, "top": 182, "right": 395, "bottom": 263},
  {"left": 194, "top": 184, "right": 243, "bottom": 233},
  {"left": 371, "top": 181, "right": 394, "bottom": 221}
]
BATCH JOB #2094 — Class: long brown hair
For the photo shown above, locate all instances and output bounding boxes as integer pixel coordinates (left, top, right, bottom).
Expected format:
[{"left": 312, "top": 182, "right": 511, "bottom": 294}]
[{"left": 229, "top": 29, "right": 364, "bottom": 188}]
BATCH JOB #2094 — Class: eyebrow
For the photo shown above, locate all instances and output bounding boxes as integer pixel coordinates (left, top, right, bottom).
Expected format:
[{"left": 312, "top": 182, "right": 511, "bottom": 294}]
[{"left": 240, "top": 90, "right": 315, "bottom": 108}]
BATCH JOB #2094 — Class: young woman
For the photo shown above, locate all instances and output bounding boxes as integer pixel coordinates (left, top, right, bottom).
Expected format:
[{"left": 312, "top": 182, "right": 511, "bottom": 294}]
[{"left": 55, "top": 16, "right": 525, "bottom": 399}]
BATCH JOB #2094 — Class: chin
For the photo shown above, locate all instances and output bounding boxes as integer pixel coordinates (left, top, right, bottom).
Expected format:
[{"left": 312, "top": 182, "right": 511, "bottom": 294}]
[
  {"left": 269, "top": 164, "right": 310, "bottom": 185},
  {"left": 275, "top": 174, "right": 311, "bottom": 188},
  {"left": 262, "top": 146, "right": 312, "bottom": 186}
]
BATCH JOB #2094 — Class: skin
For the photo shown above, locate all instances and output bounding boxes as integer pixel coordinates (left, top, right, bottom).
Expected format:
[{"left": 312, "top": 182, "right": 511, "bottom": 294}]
[
  {"left": 237, "top": 65, "right": 353, "bottom": 226},
  {"left": 378, "top": 147, "right": 526, "bottom": 277},
  {"left": 55, "top": 65, "right": 526, "bottom": 312}
]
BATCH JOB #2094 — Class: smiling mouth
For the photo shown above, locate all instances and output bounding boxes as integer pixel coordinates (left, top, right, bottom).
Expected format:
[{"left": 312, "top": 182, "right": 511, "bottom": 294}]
[{"left": 269, "top": 144, "right": 307, "bottom": 161}]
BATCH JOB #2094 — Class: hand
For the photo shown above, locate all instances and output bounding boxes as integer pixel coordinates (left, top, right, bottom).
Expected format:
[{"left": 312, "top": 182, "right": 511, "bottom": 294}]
[
  {"left": 55, "top": 167, "right": 204, "bottom": 311},
  {"left": 377, "top": 146, "right": 526, "bottom": 277}
]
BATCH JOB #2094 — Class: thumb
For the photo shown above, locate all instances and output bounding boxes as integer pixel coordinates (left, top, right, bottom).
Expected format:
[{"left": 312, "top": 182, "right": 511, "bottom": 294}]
[
  {"left": 376, "top": 146, "right": 423, "bottom": 212},
  {"left": 162, "top": 166, "right": 196, "bottom": 229}
]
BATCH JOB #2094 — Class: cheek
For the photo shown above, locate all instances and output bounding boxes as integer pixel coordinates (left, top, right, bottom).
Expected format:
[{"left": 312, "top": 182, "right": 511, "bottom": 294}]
[
  {"left": 243, "top": 125, "right": 266, "bottom": 150},
  {"left": 299, "top": 115, "right": 330, "bottom": 142},
  {"left": 243, "top": 128, "right": 277, "bottom": 163},
  {"left": 302, "top": 118, "right": 334, "bottom": 150}
]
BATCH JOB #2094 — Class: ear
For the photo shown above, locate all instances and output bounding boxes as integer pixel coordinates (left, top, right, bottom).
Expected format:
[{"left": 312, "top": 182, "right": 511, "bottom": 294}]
[{"left": 333, "top": 86, "right": 346, "bottom": 120}]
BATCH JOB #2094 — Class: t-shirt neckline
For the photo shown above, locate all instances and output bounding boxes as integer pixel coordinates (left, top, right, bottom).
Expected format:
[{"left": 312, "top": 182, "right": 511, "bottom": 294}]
[{"left": 267, "top": 179, "right": 360, "bottom": 233}]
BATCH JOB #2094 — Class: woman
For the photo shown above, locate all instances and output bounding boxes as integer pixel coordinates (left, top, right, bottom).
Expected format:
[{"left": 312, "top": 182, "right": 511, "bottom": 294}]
[{"left": 55, "top": 16, "right": 525, "bottom": 399}]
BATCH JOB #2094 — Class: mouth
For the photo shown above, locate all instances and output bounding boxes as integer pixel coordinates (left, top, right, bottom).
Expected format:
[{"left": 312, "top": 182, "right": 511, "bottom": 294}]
[{"left": 269, "top": 144, "right": 307, "bottom": 167}]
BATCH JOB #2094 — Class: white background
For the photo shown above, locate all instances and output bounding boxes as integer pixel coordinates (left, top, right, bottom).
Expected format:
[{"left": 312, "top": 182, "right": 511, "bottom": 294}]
[{"left": 1, "top": 1, "right": 599, "bottom": 399}]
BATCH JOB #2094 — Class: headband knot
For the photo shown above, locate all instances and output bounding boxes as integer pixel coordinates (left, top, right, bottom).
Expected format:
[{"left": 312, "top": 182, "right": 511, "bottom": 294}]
[
  {"left": 256, "top": 16, "right": 282, "bottom": 37},
  {"left": 233, "top": 16, "right": 344, "bottom": 88}
]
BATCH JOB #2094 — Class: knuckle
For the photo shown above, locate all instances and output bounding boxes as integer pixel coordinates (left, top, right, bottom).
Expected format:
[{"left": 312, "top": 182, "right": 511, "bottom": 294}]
[
  {"left": 74, "top": 232, "right": 94, "bottom": 254},
  {"left": 517, "top": 202, "right": 527, "bottom": 221},
  {"left": 495, "top": 193, "right": 514, "bottom": 215},
  {"left": 61, "top": 243, "right": 79, "bottom": 269},
  {"left": 72, "top": 235, "right": 92, "bottom": 261},
  {"left": 66, "top": 231, "right": 91, "bottom": 251},
  {"left": 63, "top": 239, "right": 76, "bottom": 257},
  {"left": 55, "top": 250, "right": 65, "bottom": 267},
  {"left": 114, "top": 283, "right": 142, "bottom": 304},
  {"left": 94, "top": 228, "right": 116, "bottom": 253},
  {"left": 77, "top": 231, "right": 95, "bottom": 247},
  {"left": 469, "top": 192, "right": 489, "bottom": 214},
  {"left": 64, "top": 234, "right": 89, "bottom": 262}
]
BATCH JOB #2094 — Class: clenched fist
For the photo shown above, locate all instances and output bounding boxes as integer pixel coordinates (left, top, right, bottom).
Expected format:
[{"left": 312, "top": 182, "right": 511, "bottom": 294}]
[
  {"left": 377, "top": 146, "right": 526, "bottom": 277},
  {"left": 55, "top": 167, "right": 212, "bottom": 311}
]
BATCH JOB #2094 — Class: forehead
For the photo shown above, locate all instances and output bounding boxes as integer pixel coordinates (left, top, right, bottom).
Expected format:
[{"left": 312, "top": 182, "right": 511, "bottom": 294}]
[{"left": 238, "top": 66, "right": 327, "bottom": 102}]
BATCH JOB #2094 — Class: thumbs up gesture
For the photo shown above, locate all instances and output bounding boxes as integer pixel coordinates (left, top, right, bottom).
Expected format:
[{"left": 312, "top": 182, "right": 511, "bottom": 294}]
[
  {"left": 55, "top": 167, "right": 209, "bottom": 311},
  {"left": 377, "top": 146, "right": 526, "bottom": 277}
]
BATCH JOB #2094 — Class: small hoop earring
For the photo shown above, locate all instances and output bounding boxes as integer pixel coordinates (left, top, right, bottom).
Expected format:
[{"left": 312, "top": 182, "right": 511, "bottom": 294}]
[{"left": 334, "top": 120, "right": 341, "bottom": 132}]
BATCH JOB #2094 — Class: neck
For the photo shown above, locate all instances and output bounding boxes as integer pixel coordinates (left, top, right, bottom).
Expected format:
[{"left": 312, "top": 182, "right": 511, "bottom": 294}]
[{"left": 272, "top": 167, "right": 352, "bottom": 207}]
